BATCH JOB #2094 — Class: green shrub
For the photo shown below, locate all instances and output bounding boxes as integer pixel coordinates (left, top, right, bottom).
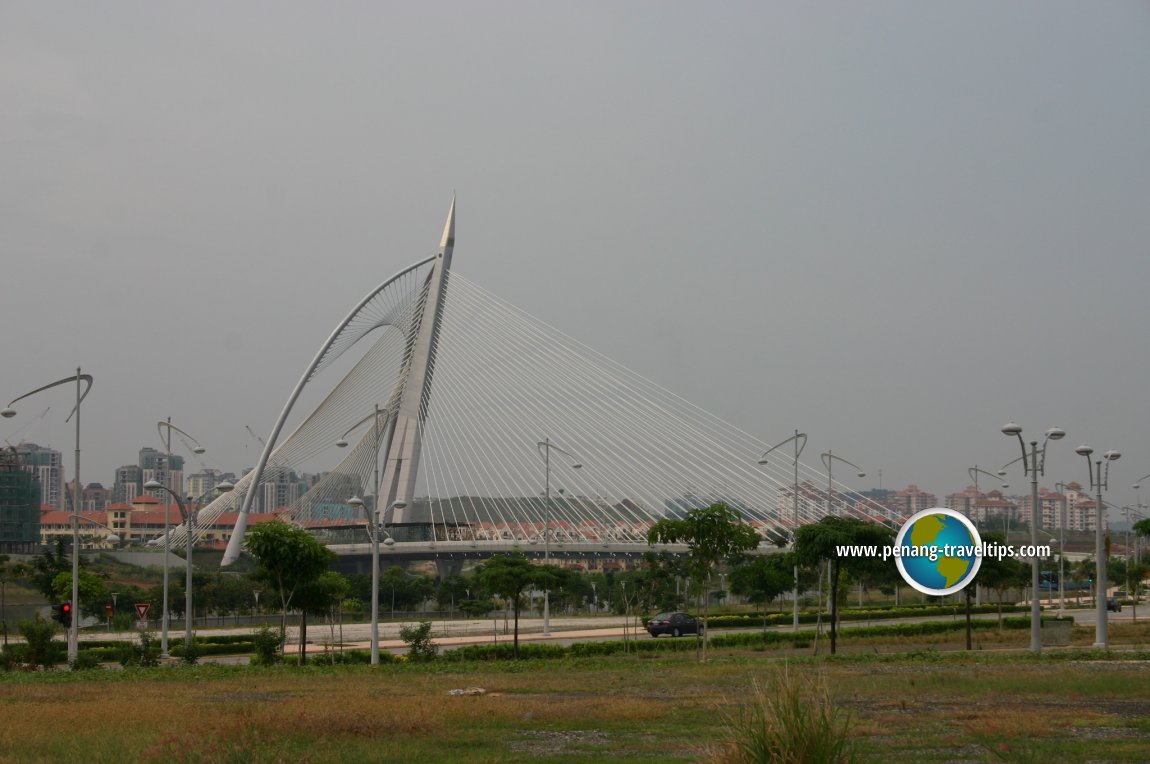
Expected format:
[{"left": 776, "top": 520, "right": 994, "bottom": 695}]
[
  {"left": 399, "top": 621, "right": 438, "bottom": 662},
  {"left": 70, "top": 651, "right": 102, "bottom": 671},
  {"left": 251, "top": 624, "right": 285, "bottom": 666},
  {"left": 19, "top": 615, "right": 61, "bottom": 670},
  {"left": 119, "top": 631, "right": 160, "bottom": 668}
]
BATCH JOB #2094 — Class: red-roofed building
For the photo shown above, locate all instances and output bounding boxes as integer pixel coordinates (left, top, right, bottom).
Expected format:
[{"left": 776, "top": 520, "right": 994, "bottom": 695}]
[{"left": 40, "top": 494, "right": 281, "bottom": 549}]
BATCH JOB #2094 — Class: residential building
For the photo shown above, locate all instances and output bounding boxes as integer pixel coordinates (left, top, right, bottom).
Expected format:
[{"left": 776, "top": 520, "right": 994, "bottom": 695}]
[
  {"left": 0, "top": 447, "right": 41, "bottom": 553},
  {"left": 15, "top": 443, "right": 63, "bottom": 510}
]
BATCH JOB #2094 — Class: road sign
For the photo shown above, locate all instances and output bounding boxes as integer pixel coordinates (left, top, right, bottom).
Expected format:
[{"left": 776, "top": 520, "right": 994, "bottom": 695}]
[{"left": 135, "top": 603, "right": 150, "bottom": 620}]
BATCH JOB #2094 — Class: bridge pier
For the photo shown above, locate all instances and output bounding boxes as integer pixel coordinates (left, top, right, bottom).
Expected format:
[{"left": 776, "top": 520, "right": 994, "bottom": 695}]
[{"left": 436, "top": 558, "right": 463, "bottom": 581}]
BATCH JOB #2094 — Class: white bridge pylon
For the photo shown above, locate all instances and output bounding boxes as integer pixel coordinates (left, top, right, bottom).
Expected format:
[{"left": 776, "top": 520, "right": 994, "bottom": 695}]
[{"left": 194, "top": 199, "right": 900, "bottom": 565}]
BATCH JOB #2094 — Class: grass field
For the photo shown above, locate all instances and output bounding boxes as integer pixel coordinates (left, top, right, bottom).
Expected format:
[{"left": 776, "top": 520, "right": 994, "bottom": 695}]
[{"left": 2, "top": 631, "right": 1150, "bottom": 763}]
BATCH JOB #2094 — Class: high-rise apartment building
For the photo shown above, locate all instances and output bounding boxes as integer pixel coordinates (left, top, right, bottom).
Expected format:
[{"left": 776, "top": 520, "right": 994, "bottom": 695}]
[
  {"left": 139, "top": 447, "right": 184, "bottom": 500},
  {"left": 185, "top": 469, "right": 237, "bottom": 501},
  {"left": 0, "top": 448, "right": 41, "bottom": 552},
  {"left": 15, "top": 443, "right": 63, "bottom": 509},
  {"left": 113, "top": 465, "right": 143, "bottom": 504}
]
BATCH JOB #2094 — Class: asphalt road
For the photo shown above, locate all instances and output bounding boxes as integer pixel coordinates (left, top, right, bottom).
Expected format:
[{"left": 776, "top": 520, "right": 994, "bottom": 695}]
[{"left": 75, "top": 604, "right": 1141, "bottom": 664}]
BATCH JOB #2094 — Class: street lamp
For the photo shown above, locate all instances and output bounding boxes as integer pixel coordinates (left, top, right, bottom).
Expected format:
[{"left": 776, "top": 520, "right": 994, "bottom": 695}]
[
  {"left": 2, "top": 368, "right": 93, "bottom": 662},
  {"left": 821, "top": 450, "right": 865, "bottom": 613},
  {"left": 969, "top": 466, "right": 1011, "bottom": 538},
  {"left": 821, "top": 451, "right": 865, "bottom": 518},
  {"left": 759, "top": 429, "right": 808, "bottom": 631},
  {"left": 67, "top": 514, "right": 122, "bottom": 546},
  {"left": 144, "top": 479, "right": 233, "bottom": 655},
  {"left": 1073, "top": 443, "right": 1120, "bottom": 648},
  {"left": 1052, "top": 481, "right": 1076, "bottom": 614},
  {"left": 338, "top": 405, "right": 393, "bottom": 665},
  {"left": 153, "top": 419, "right": 207, "bottom": 659},
  {"left": 348, "top": 495, "right": 398, "bottom": 665},
  {"left": 1000, "top": 422, "right": 1065, "bottom": 653},
  {"left": 536, "top": 439, "right": 581, "bottom": 637}
]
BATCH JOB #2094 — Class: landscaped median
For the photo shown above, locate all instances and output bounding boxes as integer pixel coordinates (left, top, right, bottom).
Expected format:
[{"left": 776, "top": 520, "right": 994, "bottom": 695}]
[
  {"left": 701, "top": 602, "right": 1029, "bottom": 629},
  {"left": 437, "top": 615, "right": 1073, "bottom": 662}
]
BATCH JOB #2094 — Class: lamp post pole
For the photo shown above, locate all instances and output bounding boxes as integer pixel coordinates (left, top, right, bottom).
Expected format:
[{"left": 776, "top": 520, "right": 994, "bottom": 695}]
[
  {"left": 821, "top": 451, "right": 865, "bottom": 613},
  {"left": 969, "top": 465, "right": 1010, "bottom": 605},
  {"left": 154, "top": 419, "right": 206, "bottom": 659},
  {"left": 536, "top": 439, "right": 582, "bottom": 637},
  {"left": 1054, "top": 482, "right": 1074, "bottom": 614},
  {"left": 759, "top": 430, "right": 808, "bottom": 631},
  {"left": 1000, "top": 423, "right": 1065, "bottom": 653},
  {"left": 1074, "top": 444, "right": 1120, "bottom": 649},
  {"left": 340, "top": 406, "right": 401, "bottom": 666},
  {"left": 2, "top": 369, "right": 93, "bottom": 663},
  {"left": 144, "top": 480, "right": 232, "bottom": 654}
]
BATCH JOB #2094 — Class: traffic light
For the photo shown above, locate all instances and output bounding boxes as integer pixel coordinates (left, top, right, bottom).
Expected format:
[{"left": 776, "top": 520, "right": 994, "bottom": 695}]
[{"left": 51, "top": 602, "right": 72, "bottom": 628}]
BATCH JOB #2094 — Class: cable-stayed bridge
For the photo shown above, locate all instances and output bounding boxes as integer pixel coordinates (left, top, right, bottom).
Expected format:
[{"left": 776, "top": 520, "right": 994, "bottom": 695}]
[{"left": 164, "top": 200, "right": 901, "bottom": 566}]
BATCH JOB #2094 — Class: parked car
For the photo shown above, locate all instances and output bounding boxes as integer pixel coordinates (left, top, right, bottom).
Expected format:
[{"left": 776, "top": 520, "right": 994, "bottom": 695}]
[
  {"left": 1106, "top": 597, "right": 1123, "bottom": 613},
  {"left": 646, "top": 612, "right": 701, "bottom": 638}
]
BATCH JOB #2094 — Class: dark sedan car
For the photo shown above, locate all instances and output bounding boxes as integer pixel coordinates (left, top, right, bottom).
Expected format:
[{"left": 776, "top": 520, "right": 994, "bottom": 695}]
[
  {"left": 646, "top": 612, "right": 701, "bottom": 637},
  {"left": 1107, "top": 597, "right": 1123, "bottom": 612}
]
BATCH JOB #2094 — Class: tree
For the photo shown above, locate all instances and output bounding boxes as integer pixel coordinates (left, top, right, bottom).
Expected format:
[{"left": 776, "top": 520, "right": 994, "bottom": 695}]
[
  {"left": 29, "top": 539, "right": 72, "bottom": 601},
  {"left": 477, "top": 552, "right": 562, "bottom": 659},
  {"left": 0, "top": 556, "right": 28, "bottom": 646},
  {"left": 244, "top": 520, "right": 336, "bottom": 661},
  {"left": 729, "top": 554, "right": 792, "bottom": 634},
  {"left": 793, "top": 516, "right": 893, "bottom": 654},
  {"left": 51, "top": 569, "right": 108, "bottom": 615},
  {"left": 1133, "top": 518, "right": 1150, "bottom": 548},
  {"left": 978, "top": 545, "right": 1028, "bottom": 626},
  {"left": 295, "top": 570, "right": 351, "bottom": 661},
  {"left": 1126, "top": 562, "right": 1149, "bottom": 622},
  {"left": 647, "top": 503, "right": 761, "bottom": 661}
]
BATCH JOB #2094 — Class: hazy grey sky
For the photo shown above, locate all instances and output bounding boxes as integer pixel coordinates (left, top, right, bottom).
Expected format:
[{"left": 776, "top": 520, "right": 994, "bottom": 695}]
[{"left": 3, "top": 2, "right": 1149, "bottom": 513}]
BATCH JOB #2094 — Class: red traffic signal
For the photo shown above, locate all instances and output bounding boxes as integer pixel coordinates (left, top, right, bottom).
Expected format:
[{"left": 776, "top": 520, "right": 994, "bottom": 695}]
[{"left": 51, "top": 602, "right": 73, "bottom": 628}]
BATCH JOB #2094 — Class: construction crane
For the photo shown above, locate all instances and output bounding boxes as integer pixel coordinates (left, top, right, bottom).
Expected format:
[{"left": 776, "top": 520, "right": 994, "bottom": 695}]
[{"left": 245, "top": 425, "right": 267, "bottom": 447}]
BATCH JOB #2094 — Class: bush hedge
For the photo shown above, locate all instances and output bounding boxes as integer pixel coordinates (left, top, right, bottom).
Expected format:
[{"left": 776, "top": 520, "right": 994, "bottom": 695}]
[{"left": 698, "top": 603, "right": 1029, "bottom": 630}]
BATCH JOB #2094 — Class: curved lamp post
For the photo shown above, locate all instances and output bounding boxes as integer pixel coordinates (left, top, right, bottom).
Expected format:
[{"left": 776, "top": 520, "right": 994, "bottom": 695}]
[
  {"left": 1000, "top": 422, "right": 1065, "bottom": 653},
  {"left": 2, "top": 368, "right": 93, "bottom": 662},
  {"left": 759, "top": 429, "right": 808, "bottom": 631},
  {"left": 536, "top": 439, "right": 582, "bottom": 637},
  {"left": 67, "top": 513, "right": 122, "bottom": 546},
  {"left": 1074, "top": 443, "right": 1121, "bottom": 648},
  {"left": 969, "top": 467, "right": 1011, "bottom": 536},
  {"left": 153, "top": 419, "right": 206, "bottom": 659},
  {"left": 144, "top": 479, "right": 233, "bottom": 654},
  {"left": 820, "top": 451, "right": 865, "bottom": 611},
  {"left": 820, "top": 451, "right": 865, "bottom": 518}
]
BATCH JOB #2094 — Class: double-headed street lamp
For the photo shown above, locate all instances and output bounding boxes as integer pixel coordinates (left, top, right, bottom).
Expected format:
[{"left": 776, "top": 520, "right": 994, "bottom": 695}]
[
  {"left": 1000, "top": 422, "right": 1065, "bottom": 653},
  {"left": 759, "top": 430, "right": 808, "bottom": 631},
  {"left": 144, "top": 479, "right": 233, "bottom": 654},
  {"left": 1074, "top": 443, "right": 1121, "bottom": 648},
  {"left": 2, "top": 368, "right": 93, "bottom": 663},
  {"left": 347, "top": 496, "right": 398, "bottom": 665},
  {"left": 536, "top": 439, "right": 582, "bottom": 637}
]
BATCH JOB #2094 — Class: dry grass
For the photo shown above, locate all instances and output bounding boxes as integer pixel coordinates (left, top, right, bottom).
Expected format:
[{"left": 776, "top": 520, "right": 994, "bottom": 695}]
[{"left": 0, "top": 649, "right": 1149, "bottom": 762}]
